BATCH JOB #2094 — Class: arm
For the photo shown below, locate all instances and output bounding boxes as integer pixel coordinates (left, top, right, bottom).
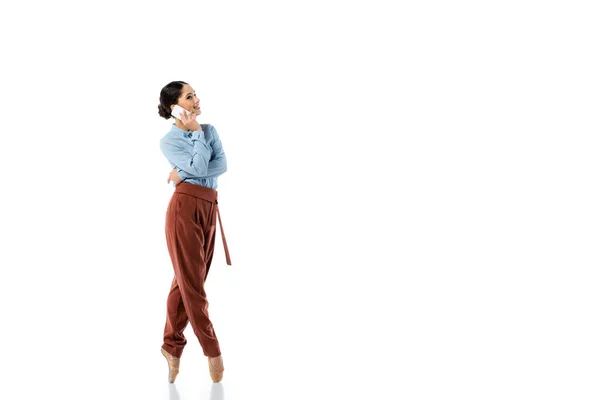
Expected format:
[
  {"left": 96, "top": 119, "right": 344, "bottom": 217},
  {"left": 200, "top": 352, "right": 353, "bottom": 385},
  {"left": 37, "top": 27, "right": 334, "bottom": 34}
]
[
  {"left": 177, "top": 158, "right": 226, "bottom": 180},
  {"left": 176, "top": 125, "right": 228, "bottom": 180},
  {"left": 160, "top": 130, "right": 212, "bottom": 177}
]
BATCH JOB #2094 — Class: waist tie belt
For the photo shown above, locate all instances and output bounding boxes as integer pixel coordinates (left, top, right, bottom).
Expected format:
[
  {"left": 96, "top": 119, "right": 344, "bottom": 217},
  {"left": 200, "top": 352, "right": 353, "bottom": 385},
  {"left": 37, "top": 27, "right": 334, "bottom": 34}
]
[{"left": 174, "top": 182, "right": 232, "bottom": 266}]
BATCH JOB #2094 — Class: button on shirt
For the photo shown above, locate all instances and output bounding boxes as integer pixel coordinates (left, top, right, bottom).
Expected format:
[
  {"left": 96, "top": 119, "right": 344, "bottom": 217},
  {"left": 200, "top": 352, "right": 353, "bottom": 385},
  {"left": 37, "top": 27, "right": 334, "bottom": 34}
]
[{"left": 160, "top": 123, "right": 227, "bottom": 189}]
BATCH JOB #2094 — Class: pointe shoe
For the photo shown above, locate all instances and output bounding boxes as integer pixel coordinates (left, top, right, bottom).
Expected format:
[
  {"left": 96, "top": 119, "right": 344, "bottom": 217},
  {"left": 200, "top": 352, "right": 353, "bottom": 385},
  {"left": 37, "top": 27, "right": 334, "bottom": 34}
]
[
  {"left": 208, "top": 355, "right": 224, "bottom": 383},
  {"left": 161, "top": 348, "right": 180, "bottom": 383}
]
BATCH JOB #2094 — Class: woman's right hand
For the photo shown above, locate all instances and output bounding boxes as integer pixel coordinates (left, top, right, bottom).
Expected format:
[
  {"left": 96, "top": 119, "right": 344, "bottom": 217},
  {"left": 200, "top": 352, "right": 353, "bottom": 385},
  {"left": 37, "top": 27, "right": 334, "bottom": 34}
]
[
  {"left": 168, "top": 168, "right": 183, "bottom": 185},
  {"left": 179, "top": 110, "right": 201, "bottom": 132}
]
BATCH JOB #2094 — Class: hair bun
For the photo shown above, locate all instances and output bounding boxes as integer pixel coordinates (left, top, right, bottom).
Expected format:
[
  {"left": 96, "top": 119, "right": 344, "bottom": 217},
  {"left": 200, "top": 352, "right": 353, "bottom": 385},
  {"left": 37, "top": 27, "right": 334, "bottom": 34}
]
[{"left": 158, "top": 104, "right": 171, "bottom": 119}]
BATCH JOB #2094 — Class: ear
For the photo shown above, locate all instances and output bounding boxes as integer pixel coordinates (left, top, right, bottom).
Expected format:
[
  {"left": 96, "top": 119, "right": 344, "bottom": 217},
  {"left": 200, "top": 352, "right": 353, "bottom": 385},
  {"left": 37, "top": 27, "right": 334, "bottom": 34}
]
[{"left": 170, "top": 104, "right": 175, "bottom": 111}]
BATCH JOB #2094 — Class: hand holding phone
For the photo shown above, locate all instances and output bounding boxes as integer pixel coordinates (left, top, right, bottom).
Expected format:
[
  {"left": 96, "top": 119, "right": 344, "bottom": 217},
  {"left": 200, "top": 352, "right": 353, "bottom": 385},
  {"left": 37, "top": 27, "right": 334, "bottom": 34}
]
[
  {"left": 171, "top": 104, "right": 189, "bottom": 120},
  {"left": 172, "top": 104, "right": 201, "bottom": 131}
]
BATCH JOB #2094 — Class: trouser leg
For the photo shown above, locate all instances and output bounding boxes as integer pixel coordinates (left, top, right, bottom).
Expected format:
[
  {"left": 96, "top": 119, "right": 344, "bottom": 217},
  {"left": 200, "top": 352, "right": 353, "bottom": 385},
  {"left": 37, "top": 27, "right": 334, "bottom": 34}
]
[
  {"left": 163, "top": 225, "right": 217, "bottom": 357},
  {"left": 162, "top": 193, "right": 221, "bottom": 358},
  {"left": 162, "top": 277, "right": 189, "bottom": 358}
]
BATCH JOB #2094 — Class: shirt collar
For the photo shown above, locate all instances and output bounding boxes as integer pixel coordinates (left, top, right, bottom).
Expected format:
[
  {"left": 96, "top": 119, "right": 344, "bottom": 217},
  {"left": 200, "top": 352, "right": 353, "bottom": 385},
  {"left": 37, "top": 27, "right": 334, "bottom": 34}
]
[{"left": 170, "top": 124, "right": 192, "bottom": 138}]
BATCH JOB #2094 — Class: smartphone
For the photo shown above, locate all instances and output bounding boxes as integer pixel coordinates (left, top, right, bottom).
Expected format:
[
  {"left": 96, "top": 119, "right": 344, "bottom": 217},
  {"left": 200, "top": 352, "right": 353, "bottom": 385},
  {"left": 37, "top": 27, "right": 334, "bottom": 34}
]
[{"left": 171, "top": 104, "right": 189, "bottom": 120}]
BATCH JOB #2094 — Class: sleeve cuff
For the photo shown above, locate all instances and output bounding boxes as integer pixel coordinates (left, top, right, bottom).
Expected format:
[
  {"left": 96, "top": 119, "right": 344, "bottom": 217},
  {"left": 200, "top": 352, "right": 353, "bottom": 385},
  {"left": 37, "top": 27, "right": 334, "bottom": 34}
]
[{"left": 190, "top": 129, "right": 205, "bottom": 142}]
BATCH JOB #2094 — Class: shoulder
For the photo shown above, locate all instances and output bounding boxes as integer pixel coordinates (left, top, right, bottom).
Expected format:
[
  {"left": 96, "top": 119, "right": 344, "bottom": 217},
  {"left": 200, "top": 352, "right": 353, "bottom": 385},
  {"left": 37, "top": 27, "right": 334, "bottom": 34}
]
[
  {"left": 202, "top": 124, "right": 220, "bottom": 138},
  {"left": 201, "top": 123, "right": 215, "bottom": 132},
  {"left": 160, "top": 132, "right": 172, "bottom": 144},
  {"left": 160, "top": 131, "right": 181, "bottom": 148},
  {"left": 200, "top": 124, "right": 220, "bottom": 141}
]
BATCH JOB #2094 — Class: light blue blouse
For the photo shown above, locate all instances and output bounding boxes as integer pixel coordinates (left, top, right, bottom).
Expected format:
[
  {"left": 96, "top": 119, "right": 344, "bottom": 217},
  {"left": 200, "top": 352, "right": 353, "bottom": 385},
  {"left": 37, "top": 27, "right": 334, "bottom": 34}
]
[{"left": 160, "top": 123, "right": 227, "bottom": 189}]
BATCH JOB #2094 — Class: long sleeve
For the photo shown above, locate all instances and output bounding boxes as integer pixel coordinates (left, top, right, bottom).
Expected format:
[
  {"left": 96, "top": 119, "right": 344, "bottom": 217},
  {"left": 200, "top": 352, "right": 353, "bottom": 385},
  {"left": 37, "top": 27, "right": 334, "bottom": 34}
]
[
  {"left": 160, "top": 130, "right": 212, "bottom": 177},
  {"left": 177, "top": 125, "right": 227, "bottom": 180}
]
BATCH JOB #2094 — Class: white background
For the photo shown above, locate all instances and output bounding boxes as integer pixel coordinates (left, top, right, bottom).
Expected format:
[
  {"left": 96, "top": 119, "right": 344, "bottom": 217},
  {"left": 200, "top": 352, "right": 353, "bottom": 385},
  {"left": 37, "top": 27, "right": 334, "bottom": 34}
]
[{"left": 0, "top": 1, "right": 599, "bottom": 399}]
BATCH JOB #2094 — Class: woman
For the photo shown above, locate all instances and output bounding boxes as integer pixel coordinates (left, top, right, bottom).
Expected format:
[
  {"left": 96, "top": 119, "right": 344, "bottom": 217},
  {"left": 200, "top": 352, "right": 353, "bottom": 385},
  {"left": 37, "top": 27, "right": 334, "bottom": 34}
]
[{"left": 157, "top": 80, "right": 232, "bottom": 384}]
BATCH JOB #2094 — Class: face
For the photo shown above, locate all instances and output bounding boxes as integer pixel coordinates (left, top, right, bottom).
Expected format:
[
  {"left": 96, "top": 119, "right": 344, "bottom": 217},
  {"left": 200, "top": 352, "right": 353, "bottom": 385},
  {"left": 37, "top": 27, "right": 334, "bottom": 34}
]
[{"left": 172, "top": 84, "right": 201, "bottom": 114}]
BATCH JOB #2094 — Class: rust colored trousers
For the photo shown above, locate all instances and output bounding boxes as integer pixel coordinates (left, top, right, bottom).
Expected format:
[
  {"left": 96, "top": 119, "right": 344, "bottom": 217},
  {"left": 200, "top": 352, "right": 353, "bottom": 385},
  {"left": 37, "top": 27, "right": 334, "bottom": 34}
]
[{"left": 161, "top": 183, "right": 232, "bottom": 358}]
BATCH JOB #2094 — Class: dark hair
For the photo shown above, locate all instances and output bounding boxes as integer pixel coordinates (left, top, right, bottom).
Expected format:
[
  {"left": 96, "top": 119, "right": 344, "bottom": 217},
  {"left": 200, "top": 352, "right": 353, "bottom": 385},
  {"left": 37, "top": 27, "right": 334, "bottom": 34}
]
[{"left": 158, "top": 81, "right": 188, "bottom": 119}]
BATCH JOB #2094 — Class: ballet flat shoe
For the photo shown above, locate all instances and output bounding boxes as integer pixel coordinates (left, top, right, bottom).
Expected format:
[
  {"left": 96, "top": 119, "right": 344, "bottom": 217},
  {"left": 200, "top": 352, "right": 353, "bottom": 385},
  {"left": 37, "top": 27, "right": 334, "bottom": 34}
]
[
  {"left": 208, "top": 355, "right": 224, "bottom": 383},
  {"left": 161, "top": 348, "right": 180, "bottom": 383}
]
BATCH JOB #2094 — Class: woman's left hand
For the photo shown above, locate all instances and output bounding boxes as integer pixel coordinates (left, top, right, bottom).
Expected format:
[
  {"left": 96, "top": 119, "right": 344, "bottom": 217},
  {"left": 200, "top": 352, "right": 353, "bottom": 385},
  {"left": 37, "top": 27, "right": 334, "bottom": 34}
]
[{"left": 168, "top": 168, "right": 183, "bottom": 185}]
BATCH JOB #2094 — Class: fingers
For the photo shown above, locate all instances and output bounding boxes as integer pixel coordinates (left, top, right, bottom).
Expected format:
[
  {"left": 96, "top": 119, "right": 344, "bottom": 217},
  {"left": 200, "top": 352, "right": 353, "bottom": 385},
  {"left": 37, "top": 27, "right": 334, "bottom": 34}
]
[
  {"left": 168, "top": 167, "right": 177, "bottom": 184},
  {"left": 180, "top": 111, "right": 194, "bottom": 123}
]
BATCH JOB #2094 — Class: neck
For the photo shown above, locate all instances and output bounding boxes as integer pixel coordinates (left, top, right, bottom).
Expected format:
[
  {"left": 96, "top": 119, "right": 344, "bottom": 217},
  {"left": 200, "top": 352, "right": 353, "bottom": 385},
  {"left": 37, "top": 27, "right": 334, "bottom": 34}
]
[{"left": 174, "top": 119, "right": 187, "bottom": 131}]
